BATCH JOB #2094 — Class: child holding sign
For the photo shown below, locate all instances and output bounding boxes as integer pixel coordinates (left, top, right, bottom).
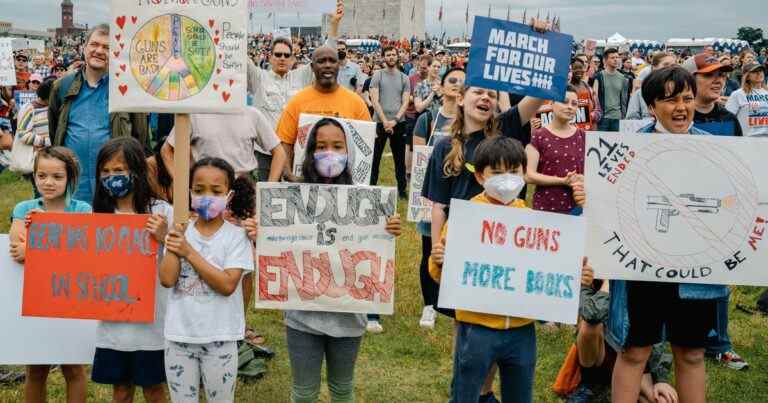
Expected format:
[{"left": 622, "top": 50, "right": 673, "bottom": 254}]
[
  {"left": 160, "top": 158, "right": 255, "bottom": 403},
  {"left": 244, "top": 118, "right": 402, "bottom": 403},
  {"left": 8, "top": 147, "right": 90, "bottom": 403},
  {"left": 90, "top": 138, "right": 172, "bottom": 403},
  {"left": 430, "top": 136, "right": 537, "bottom": 403}
]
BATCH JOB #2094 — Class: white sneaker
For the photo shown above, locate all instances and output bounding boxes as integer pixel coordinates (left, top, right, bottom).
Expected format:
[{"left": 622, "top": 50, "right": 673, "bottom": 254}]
[
  {"left": 366, "top": 320, "right": 384, "bottom": 334},
  {"left": 419, "top": 305, "right": 436, "bottom": 329}
]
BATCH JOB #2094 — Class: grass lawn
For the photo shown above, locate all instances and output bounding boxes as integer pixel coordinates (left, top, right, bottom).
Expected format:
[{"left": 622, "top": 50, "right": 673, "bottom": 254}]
[{"left": 0, "top": 155, "right": 766, "bottom": 402}]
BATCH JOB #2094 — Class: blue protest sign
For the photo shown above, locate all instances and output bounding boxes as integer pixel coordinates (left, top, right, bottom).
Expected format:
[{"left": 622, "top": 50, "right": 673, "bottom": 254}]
[
  {"left": 466, "top": 17, "right": 573, "bottom": 102},
  {"left": 14, "top": 91, "right": 36, "bottom": 110}
]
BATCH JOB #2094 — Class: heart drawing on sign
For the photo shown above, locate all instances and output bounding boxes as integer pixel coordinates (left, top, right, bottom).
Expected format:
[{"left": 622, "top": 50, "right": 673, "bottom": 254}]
[
  {"left": 216, "top": 68, "right": 221, "bottom": 75},
  {"left": 131, "top": 16, "right": 138, "bottom": 24},
  {"left": 118, "top": 85, "right": 128, "bottom": 95},
  {"left": 115, "top": 33, "right": 122, "bottom": 42},
  {"left": 229, "top": 79, "right": 234, "bottom": 87},
  {"left": 209, "top": 19, "right": 215, "bottom": 28},
  {"left": 214, "top": 37, "right": 220, "bottom": 45},
  {"left": 119, "top": 43, "right": 125, "bottom": 49},
  {"left": 116, "top": 72, "right": 120, "bottom": 78},
  {"left": 213, "top": 84, "right": 219, "bottom": 91},
  {"left": 113, "top": 51, "right": 120, "bottom": 58},
  {"left": 119, "top": 64, "right": 126, "bottom": 72},
  {"left": 116, "top": 16, "right": 126, "bottom": 29},
  {"left": 222, "top": 92, "right": 231, "bottom": 102}
]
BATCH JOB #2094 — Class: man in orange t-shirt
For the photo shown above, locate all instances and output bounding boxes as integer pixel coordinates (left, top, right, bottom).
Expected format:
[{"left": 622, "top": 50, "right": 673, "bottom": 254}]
[{"left": 276, "top": 46, "right": 371, "bottom": 180}]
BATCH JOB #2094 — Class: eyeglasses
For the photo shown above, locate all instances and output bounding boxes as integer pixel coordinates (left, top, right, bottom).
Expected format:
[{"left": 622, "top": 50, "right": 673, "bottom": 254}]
[
  {"left": 446, "top": 77, "right": 464, "bottom": 85},
  {"left": 273, "top": 52, "right": 292, "bottom": 59}
]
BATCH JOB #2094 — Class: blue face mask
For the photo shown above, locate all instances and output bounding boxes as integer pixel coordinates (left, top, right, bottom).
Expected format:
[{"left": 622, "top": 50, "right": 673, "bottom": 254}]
[{"left": 101, "top": 174, "right": 133, "bottom": 199}]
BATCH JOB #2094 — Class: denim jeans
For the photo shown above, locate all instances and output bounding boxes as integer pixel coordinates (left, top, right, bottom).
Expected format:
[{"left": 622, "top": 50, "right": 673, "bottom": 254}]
[
  {"left": 705, "top": 294, "right": 732, "bottom": 355},
  {"left": 597, "top": 118, "right": 620, "bottom": 132},
  {"left": 451, "top": 322, "right": 536, "bottom": 403},
  {"left": 286, "top": 326, "right": 362, "bottom": 403}
]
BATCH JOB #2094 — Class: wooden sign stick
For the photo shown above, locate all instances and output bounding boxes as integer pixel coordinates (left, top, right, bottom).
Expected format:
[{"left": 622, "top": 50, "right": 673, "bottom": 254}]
[{"left": 173, "top": 114, "right": 191, "bottom": 225}]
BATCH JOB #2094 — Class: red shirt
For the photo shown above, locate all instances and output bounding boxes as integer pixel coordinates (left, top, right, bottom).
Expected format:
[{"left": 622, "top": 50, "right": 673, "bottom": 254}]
[{"left": 530, "top": 127, "right": 586, "bottom": 213}]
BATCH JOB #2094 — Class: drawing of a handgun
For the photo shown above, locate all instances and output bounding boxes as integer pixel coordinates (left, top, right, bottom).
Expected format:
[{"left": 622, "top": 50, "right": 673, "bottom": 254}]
[{"left": 646, "top": 194, "right": 721, "bottom": 233}]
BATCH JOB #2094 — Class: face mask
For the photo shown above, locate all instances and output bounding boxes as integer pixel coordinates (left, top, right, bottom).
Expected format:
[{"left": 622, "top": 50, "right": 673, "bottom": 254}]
[
  {"left": 338, "top": 50, "right": 347, "bottom": 60},
  {"left": 483, "top": 173, "right": 525, "bottom": 204},
  {"left": 314, "top": 151, "right": 348, "bottom": 179},
  {"left": 101, "top": 174, "right": 133, "bottom": 199},
  {"left": 191, "top": 193, "right": 230, "bottom": 221}
]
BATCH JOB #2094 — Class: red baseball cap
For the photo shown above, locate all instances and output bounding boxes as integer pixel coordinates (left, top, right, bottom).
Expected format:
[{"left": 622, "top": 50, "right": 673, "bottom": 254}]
[{"left": 682, "top": 53, "right": 734, "bottom": 74}]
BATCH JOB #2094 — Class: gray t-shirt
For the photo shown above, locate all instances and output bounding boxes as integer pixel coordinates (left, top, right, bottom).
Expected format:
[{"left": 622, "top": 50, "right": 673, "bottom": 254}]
[
  {"left": 603, "top": 70, "right": 625, "bottom": 120},
  {"left": 285, "top": 311, "right": 366, "bottom": 338},
  {"left": 370, "top": 68, "right": 410, "bottom": 123}
]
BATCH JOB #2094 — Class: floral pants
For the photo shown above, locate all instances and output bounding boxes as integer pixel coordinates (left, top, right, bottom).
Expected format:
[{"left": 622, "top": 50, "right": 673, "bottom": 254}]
[{"left": 165, "top": 341, "right": 238, "bottom": 403}]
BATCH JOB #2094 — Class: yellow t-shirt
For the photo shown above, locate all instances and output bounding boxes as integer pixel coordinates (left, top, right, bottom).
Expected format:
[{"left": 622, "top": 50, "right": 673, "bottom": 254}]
[
  {"left": 276, "top": 86, "right": 372, "bottom": 144},
  {"left": 429, "top": 193, "right": 535, "bottom": 330}
]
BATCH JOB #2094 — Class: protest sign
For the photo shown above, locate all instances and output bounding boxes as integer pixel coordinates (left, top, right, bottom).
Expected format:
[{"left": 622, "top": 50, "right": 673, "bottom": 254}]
[
  {"left": 250, "top": 0, "right": 336, "bottom": 14},
  {"left": 293, "top": 114, "right": 376, "bottom": 185},
  {"left": 585, "top": 132, "right": 768, "bottom": 285},
  {"left": 255, "top": 183, "right": 397, "bottom": 314},
  {"left": 536, "top": 98, "right": 593, "bottom": 130},
  {"left": 408, "top": 145, "right": 433, "bottom": 222},
  {"left": 0, "top": 235, "right": 97, "bottom": 365},
  {"left": 0, "top": 38, "right": 16, "bottom": 87},
  {"left": 14, "top": 90, "right": 36, "bottom": 111},
  {"left": 22, "top": 213, "right": 158, "bottom": 322},
  {"left": 109, "top": 0, "right": 247, "bottom": 113},
  {"left": 466, "top": 17, "right": 573, "bottom": 102},
  {"left": 584, "top": 39, "right": 597, "bottom": 56},
  {"left": 11, "top": 38, "right": 45, "bottom": 53},
  {"left": 619, "top": 119, "right": 654, "bottom": 133},
  {"left": 437, "top": 199, "right": 584, "bottom": 324},
  {"left": 273, "top": 28, "right": 292, "bottom": 39}
]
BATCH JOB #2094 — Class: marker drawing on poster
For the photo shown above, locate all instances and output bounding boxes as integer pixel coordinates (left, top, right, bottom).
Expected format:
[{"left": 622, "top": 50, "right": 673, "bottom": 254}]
[
  {"left": 255, "top": 183, "right": 397, "bottom": 314},
  {"left": 0, "top": 235, "right": 97, "bottom": 365},
  {"left": 109, "top": 0, "right": 247, "bottom": 113},
  {"left": 585, "top": 132, "right": 768, "bottom": 286},
  {"left": 438, "top": 200, "right": 584, "bottom": 324},
  {"left": 293, "top": 114, "right": 376, "bottom": 185},
  {"left": 0, "top": 38, "right": 16, "bottom": 87},
  {"left": 408, "top": 145, "right": 433, "bottom": 222}
]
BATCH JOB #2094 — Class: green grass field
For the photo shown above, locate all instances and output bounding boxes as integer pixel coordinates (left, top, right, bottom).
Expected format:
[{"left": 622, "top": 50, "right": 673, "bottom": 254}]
[{"left": 0, "top": 156, "right": 766, "bottom": 402}]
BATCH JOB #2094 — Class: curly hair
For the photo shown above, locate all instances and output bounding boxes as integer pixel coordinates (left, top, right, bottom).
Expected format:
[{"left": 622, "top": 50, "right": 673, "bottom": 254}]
[{"left": 190, "top": 157, "right": 255, "bottom": 220}]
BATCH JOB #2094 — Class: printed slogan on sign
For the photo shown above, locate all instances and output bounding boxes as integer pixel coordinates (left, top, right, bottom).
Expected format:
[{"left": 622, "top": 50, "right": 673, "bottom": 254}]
[
  {"left": 467, "top": 17, "right": 573, "bottom": 102},
  {"left": 438, "top": 200, "right": 585, "bottom": 324},
  {"left": 22, "top": 213, "right": 158, "bottom": 322},
  {"left": 585, "top": 132, "right": 768, "bottom": 285},
  {"left": 255, "top": 183, "right": 397, "bottom": 314},
  {"left": 109, "top": 0, "right": 247, "bottom": 113}
]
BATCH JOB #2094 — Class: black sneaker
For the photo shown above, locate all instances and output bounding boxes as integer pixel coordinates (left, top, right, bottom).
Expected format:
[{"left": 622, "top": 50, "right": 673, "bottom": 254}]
[{"left": 478, "top": 392, "right": 501, "bottom": 403}]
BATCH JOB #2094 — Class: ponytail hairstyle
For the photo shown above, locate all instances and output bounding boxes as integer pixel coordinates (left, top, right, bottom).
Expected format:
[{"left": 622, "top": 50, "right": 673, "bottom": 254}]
[
  {"left": 190, "top": 157, "right": 255, "bottom": 220},
  {"left": 33, "top": 146, "right": 80, "bottom": 201},
  {"left": 300, "top": 118, "right": 354, "bottom": 185},
  {"left": 443, "top": 85, "right": 499, "bottom": 177},
  {"left": 93, "top": 137, "right": 153, "bottom": 214},
  {"left": 152, "top": 140, "right": 173, "bottom": 201}
]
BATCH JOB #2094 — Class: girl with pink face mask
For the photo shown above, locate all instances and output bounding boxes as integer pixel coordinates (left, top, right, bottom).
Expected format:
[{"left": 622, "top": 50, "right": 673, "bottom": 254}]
[{"left": 159, "top": 157, "right": 256, "bottom": 402}]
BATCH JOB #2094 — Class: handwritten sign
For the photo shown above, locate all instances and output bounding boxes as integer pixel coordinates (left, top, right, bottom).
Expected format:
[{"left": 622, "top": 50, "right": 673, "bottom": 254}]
[
  {"left": 109, "top": 0, "right": 247, "bottom": 113},
  {"left": 585, "top": 132, "right": 768, "bottom": 285},
  {"left": 255, "top": 183, "right": 397, "bottom": 314},
  {"left": 466, "top": 17, "right": 573, "bottom": 102},
  {"left": 293, "top": 114, "right": 376, "bottom": 185},
  {"left": 22, "top": 213, "right": 158, "bottom": 322},
  {"left": 14, "top": 90, "right": 36, "bottom": 111},
  {"left": 438, "top": 199, "right": 584, "bottom": 324},
  {"left": 249, "top": 0, "right": 335, "bottom": 14},
  {"left": 0, "top": 235, "right": 97, "bottom": 365},
  {"left": 584, "top": 39, "right": 597, "bottom": 56},
  {"left": 408, "top": 145, "right": 433, "bottom": 222},
  {"left": 0, "top": 38, "right": 16, "bottom": 87},
  {"left": 536, "top": 96, "right": 592, "bottom": 131}
]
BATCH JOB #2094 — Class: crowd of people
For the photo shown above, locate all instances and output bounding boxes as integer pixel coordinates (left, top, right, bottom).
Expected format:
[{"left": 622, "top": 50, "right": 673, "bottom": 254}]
[{"left": 1, "top": 2, "right": 768, "bottom": 402}]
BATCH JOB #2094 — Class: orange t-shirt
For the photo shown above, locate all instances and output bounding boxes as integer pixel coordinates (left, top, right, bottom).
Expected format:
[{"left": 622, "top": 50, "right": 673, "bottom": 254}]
[{"left": 276, "top": 86, "right": 371, "bottom": 145}]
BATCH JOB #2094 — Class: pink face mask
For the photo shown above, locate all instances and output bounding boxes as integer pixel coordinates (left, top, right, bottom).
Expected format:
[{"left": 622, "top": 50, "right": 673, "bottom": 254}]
[{"left": 191, "top": 192, "right": 231, "bottom": 221}]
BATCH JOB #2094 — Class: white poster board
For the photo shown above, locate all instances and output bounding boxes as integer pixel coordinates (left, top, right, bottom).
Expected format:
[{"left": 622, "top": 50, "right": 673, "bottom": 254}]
[
  {"left": 619, "top": 119, "right": 654, "bottom": 134},
  {"left": 0, "top": 235, "right": 98, "bottom": 364},
  {"left": 438, "top": 200, "right": 585, "bottom": 325},
  {"left": 249, "top": 0, "right": 336, "bottom": 14},
  {"left": 255, "top": 183, "right": 397, "bottom": 314},
  {"left": 407, "top": 145, "right": 433, "bottom": 222},
  {"left": 11, "top": 38, "right": 45, "bottom": 53},
  {"left": 109, "top": 0, "right": 248, "bottom": 113},
  {"left": 585, "top": 132, "right": 768, "bottom": 285},
  {"left": 293, "top": 114, "right": 376, "bottom": 185},
  {"left": 0, "top": 38, "right": 16, "bottom": 87}
]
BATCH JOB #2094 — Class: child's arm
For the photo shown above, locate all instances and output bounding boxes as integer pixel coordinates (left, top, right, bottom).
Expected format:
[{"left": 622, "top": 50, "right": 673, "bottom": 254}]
[
  {"left": 524, "top": 144, "right": 576, "bottom": 187},
  {"left": 430, "top": 202, "right": 447, "bottom": 247},
  {"left": 9, "top": 219, "right": 26, "bottom": 263},
  {"left": 159, "top": 247, "right": 182, "bottom": 288}
]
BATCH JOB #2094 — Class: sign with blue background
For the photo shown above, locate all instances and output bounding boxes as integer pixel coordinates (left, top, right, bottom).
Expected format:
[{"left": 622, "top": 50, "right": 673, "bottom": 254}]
[{"left": 466, "top": 17, "right": 573, "bottom": 102}]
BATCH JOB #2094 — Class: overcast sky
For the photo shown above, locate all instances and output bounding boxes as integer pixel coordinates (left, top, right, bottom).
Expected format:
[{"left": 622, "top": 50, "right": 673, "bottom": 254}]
[{"left": 1, "top": 0, "right": 765, "bottom": 40}]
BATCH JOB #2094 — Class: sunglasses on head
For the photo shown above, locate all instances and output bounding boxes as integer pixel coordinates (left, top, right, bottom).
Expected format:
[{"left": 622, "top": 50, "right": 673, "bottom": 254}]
[
  {"left": 446, "top": 77, "right": 463, "bottom": 85},
  {"left": 273, "top": 52, "right": 292, "bottom": 59}
]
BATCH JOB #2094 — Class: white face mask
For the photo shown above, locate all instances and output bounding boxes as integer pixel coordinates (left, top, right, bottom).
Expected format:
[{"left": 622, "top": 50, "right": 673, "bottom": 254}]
[{"left": 483, "top": 173, "right": 525, "bottom": 204}]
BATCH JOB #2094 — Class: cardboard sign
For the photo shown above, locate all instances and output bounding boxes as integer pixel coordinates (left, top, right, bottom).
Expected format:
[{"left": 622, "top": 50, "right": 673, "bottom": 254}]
[
  {"left": 619, "top": 119, "right": 654, "bottom": 134},
  {"left": 109, "top": 0, "right": 248, "bottom": 113},
  {"left": 22, "top": 213, "right": 158, "bottom": 322},
  {"left": 249, "top": 0, "right": 336, "bottom": 14},
  {"left": 0, "top": 235, "right": 98, "bottom": 365},
  {"left": 255, "top": 183, "right": 397, "bottom": 314},
  {"left": 467, "top": 17, "right": 574, "bottom": 102},
  {"left": 407, "top": 145, "right": 434, "bottom": 222},
  {"left": 438, "top": 199, "right": 584, "bottom": 324},
  {"left": 0, "top": 38, "right": 16, "bottom": 86},
  {"left": 293, "top": 114, "right": 377, "bottom": 185},
  {"left": 14, "top": 90, "right": 36, "bottom": 111},
  {"left": 585, "top": 132, "right": 768, "bottom": 285},
  {"left": 536, "top": 95, "right": 592, "bottom": 131}
]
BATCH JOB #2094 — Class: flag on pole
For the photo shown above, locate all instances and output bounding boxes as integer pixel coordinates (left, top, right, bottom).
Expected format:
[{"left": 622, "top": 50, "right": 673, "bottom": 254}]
[
  {"left": 267, "top": 12, "right": 273, "bottom": 19},
  {"left": 488, "top": 4, "right": 491, "bottom": 18},
  {"left": 465, "top": 2, "right": 469, "bottom": 24},
  {"left": 506, "top": 5, "right": 511, "bottom": 21},
  {"left": 438, "top": 4, "right": 443, "bottom": 22},
  {"left": 522, "top": 8, "right": 527, "bottom": 23},
  {"left": 383, "top": 6, "right": 386, "bottom": 19},
  {"left": 411, "top": 2, "right": 416, "bottom": 21}
]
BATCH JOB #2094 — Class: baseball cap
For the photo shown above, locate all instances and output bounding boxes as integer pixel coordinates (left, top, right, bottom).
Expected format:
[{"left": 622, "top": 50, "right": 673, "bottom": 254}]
[
  {"left": 741, "top": 62, "right": 765, "bottom": 75},
  {"left": 29, "top": 73, "right": 43, "bottom": 83},
  {"left": 682, "top": 53, "right": 734, "bottom": 74}
]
